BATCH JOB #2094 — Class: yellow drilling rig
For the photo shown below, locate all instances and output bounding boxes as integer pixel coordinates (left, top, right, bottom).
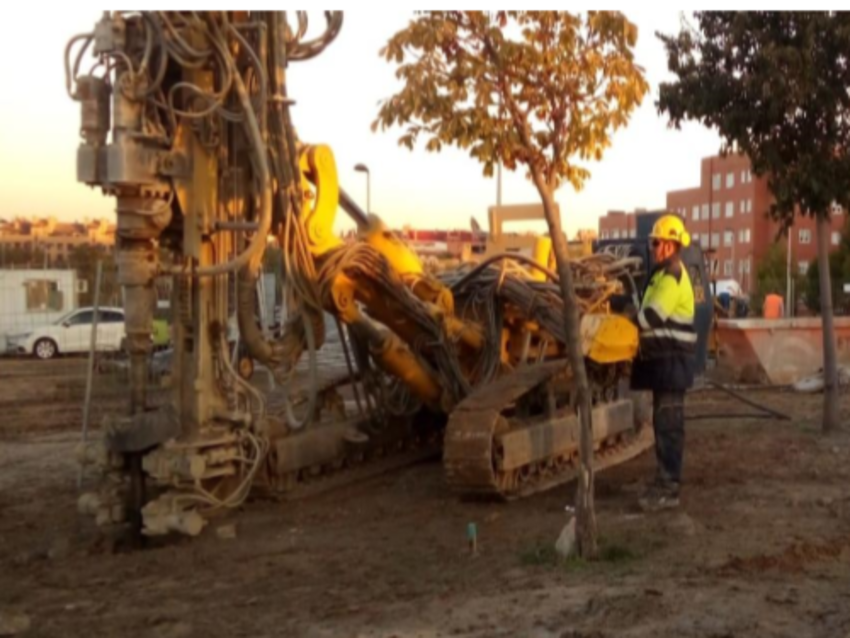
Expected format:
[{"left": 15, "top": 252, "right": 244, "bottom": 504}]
[{"left": 68, "top": 11, "right": 651, "bottom": 537}]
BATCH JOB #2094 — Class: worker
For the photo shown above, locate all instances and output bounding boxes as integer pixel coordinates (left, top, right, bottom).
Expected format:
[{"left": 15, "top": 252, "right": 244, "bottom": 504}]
[
  {"left": 631, "top": 214, "right": 697, "bottom": 512},
  {"left": 763, "top": 292, "right": 784, "bottom": 319}
]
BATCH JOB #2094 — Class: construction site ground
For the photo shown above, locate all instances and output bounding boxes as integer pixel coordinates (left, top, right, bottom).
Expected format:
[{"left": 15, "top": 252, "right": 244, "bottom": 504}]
[{"left": 2, "top": 358, "right": 850, "bottom": 638}]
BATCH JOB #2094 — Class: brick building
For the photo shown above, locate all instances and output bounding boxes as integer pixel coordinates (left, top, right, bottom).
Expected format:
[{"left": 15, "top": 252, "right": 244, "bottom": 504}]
[
  {"left": 666, "top": 154, "right": 846, "bottom": 293},
  {"left": 598, "top": 210, "right": 638, "bottom": 240},
  {"left": 0, "top": 217, "right": 115, "bottom": 266},
  {"left": 596, "top": 155, "right": 847, "bottom": 295}
]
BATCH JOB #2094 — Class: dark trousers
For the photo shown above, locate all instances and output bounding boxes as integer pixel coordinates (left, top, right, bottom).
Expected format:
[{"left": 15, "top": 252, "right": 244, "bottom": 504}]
[{"left": 653, "top": 390, "right": 685, "bottom": 486}]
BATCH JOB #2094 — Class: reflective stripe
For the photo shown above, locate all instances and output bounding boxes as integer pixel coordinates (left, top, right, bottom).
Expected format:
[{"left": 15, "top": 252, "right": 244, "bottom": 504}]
[
  {"left": 642, "top": 272, "right": 681, "bottom": 321},
  {"left": 642, "top": 328, "right": 698, "bottom": 344},
  {"left": 668, "top": 312, "right": 693, "bottom": 325},
  {"left": 667, "top": 317, "right": 693, "bottom": 332},
  {"left": 638, "top": 310, "right": 652, "bottom": 330},
  {"left": 646, "top": 301, "right": 669, "bottom": 319},
  {"left": 640, "top": 302, "right": 669, "bottom": 328}
]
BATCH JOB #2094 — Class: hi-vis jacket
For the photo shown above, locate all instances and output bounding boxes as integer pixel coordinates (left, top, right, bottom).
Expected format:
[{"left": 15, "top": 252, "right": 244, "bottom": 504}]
[{"left": 630, "top": 257, "right": 697, "bottom": 392}]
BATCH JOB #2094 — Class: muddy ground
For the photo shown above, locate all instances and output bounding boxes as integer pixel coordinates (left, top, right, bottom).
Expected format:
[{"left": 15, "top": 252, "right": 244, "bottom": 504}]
[{"left": 2, "top": 358, "right": 850, "bottom": 638}]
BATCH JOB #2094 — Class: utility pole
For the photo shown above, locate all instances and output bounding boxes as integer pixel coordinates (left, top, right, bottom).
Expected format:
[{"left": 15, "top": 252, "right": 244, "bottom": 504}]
[
  {"left": 786, "top": 222, "right": 793, "bottom": 317},
  {"left": 708, "top": 157, "right": 716, "bottom": 293},
  {"left": 497, "top": 160, "right": 502, "bottom": 206},
  {"left": 497, "top": 97, "right": 503, "bottom": 206}
]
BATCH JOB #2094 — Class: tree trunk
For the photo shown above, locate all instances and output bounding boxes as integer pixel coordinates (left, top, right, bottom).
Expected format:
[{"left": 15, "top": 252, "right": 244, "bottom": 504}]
[
  {"left": 816, "top": 214, "right": 840, "bottom": 432},
  {"left": 534, "top": 177, "right": 598, "bottom": 559}
]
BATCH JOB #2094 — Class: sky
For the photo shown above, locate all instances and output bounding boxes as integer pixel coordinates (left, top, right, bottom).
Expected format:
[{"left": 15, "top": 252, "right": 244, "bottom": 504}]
[{"left": 0, "top": 9, "right": 724, "bottom": 237}]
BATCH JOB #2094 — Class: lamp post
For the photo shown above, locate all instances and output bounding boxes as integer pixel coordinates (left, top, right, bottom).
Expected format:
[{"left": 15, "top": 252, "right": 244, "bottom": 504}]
[
  {"left": 786, "top": 222, "right": 793, "bottom": 317},
  {"left": 354, "top": 163, "right": 370, "bottom": 214}
]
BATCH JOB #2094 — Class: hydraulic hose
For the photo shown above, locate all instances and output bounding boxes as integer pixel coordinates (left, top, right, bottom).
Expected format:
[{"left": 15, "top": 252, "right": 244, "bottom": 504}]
[{"left": 195, "top": 55, "right": 271, "bottom": 277}]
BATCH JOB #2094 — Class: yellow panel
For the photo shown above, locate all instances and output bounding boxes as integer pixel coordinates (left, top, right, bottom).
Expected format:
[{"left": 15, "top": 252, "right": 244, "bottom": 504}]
[
  {"left": 360, "top": 215, "right": 424, "bottom": 276},
  {"left": 530, "top": 237, "right": 552, "bottom": 281},
  {"left": 372, "top": 330, "right": 444, "bottom": 408},
  {"left": 299, "top": 145, "right": 343, "bottom": 256},
  {"left": 580, "top": 314, "right": 638, "bottom": 364}
]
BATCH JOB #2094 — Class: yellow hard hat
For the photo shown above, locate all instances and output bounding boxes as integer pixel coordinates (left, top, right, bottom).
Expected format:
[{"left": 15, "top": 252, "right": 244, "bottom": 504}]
[{"left": 650, "top": 214, "right": 691, "bottom": 248}]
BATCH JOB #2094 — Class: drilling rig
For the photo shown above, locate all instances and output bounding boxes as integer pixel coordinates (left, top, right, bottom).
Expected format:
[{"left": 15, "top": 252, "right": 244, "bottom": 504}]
[{"left": 68, "top": 11, "right": 652, "bottom": 537}]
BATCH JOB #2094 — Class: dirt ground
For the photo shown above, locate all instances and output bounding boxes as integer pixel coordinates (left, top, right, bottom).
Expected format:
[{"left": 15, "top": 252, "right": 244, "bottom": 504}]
[{"left": 2, "top": 359, "right": 850, "bottom": 638}]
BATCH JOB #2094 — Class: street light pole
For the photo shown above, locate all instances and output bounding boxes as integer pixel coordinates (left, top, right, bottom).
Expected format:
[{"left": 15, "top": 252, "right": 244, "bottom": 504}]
[
  {"left": 496, "top": 95, "right": 502, "bottom": 206},
  {"left": 786, "top": 222, "right": 793, "bottom": 317},
  {"left": 497, "top": 160, "right": 502, "bottom": 207},
  {"left": 354, "top": 163, "right": 371, "bottom": 214}
]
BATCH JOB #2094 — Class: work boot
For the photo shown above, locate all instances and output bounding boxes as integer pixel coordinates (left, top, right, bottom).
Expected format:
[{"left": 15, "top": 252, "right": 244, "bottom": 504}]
[{"left": 638, "top": 481, "right": 680, "bottom": 513}]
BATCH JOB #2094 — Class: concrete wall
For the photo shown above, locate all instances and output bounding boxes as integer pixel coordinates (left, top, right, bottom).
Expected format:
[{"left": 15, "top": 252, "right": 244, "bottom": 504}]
[{"left": 715, "top": 317, "right": 850, "bottom": 384}]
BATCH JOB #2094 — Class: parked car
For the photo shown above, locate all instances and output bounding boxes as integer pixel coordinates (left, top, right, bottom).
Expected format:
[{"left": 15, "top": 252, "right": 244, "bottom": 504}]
[{"left": 6, "top": 307, "right": 126, "bottom": 359}]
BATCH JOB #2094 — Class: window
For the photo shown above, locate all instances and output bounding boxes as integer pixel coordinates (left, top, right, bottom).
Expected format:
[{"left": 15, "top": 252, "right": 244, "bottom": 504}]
[
  {"left": 712, "top": 203, "right": 721, "bottom": 219},
  {"left": 67, "top": 310, "right": 94, "bottom": 326},
  {"left": 692, "top": 205, "right": 700, "bottom": 222},
  {"left": 744, "top": 258, "right": 751, "bottom": 274},
  {"left": 711, "top": 232, "right": 720, "bottom": 248},
  {"left": 600, "top": 231, "right": 608, "bottom": 239},
  {"left": 692, "top": 232, "right": 700, "bottom": 244},
  {"left": 612, "top": 229, "right": 621, "bottom": 239},
  {"left": 738, "top": 260, "right": 745, "bottom": 275},
  {"left": 799, "top": 229, "right": 812, "bottom": 244},
  {"left": 738, "top": 229, "right": 745, "bottom": 244},
  {"left": 25, "top": 279, "right": 64, "bottom": 312},
  {"left": 726, "top": 172, "right": 735, "bottom": 188},
  {"left": 744, "top": 229, "right": 751, "bottom": 243},
  {"left": 724, "top": 231, "right": 734, "bottom": 246},
  {"left": 701, "top": 204, "right": 709, "bottom": 220},
  {"left": 740, "top": 169, "right": 747, "bottom": 183},
  {"left": 744, "top": 199, "right": 752, "bottom": 214},
  {"left": 100, "top": 310, "right": 124, "bottom": 323},
  {"left": 724, "top": 260, "right": 733, "bottom": 276},
  {"left": 712, "top": 173, "right": 721, "bottom": 190},
  {"left": 832, "top": 231, "right": 841, "bottom": 246},
  {"left": 725, "top": 202, "right": 734, "bottom": 218},
  {"left": 799, "top": 261, "right": 809, "bottom": 275},
  {"left": 629, "top": 229, "right": 636, "bottom": 239}
]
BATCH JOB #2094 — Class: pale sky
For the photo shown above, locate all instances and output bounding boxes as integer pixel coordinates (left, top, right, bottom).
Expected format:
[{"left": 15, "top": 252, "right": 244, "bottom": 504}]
[{"left": 0, "top": 9, "right": 724, "bottom": 236}]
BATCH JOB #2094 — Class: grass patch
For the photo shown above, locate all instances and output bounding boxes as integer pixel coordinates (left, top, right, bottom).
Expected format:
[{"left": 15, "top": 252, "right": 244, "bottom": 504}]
[
  {"left": 519, "top": 543, "right": 586, "bottom": 572},
  {"left": 598, "top": 541, "right": 638, "bottom": 563},
  {"left": 519, "top": 538, "right": 640, "bottom": 572},
  {"left": 519, "top": 542, "right": 560, "bottom": 567}
]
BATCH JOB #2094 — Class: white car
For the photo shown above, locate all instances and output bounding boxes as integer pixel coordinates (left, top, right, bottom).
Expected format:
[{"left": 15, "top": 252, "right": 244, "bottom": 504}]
[
  {"left": 7, "top": 307, "right": 127, "bottom": 360},
  {"left": 713, "top": 278, "right": 743, "bottom": 299}
]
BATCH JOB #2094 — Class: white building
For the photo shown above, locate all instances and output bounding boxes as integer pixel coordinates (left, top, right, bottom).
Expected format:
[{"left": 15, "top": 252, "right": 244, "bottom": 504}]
[{"left": 0, "top": 269, "right": 79, "bottom": 351}]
